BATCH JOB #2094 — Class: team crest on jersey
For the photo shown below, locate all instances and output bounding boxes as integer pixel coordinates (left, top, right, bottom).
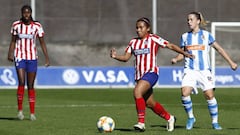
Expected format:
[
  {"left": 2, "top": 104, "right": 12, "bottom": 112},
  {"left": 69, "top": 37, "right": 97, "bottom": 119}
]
[
  {"left": 144, "top": 39, "right": 148, "bottom": 45},
  {"left": 207, "top": 76, "right": 212, "bottom": 81},
  {"left": 201, "top": 35, "right": 205, "bottom": 40}
]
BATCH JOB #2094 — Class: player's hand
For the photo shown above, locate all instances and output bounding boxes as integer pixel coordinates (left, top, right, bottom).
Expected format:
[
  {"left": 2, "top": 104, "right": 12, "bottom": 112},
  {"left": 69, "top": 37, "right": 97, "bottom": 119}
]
[
  {"left": 110, "top": 48, "right": 117, "bottom": 58},
  {"left": 171, "top": 58, "right": 177, "bottom": 64},
  {"left": 45, "top": 63, "right": 50, "bottom": 67},
  {"left": 231, "top": 62, "right": 238, "bottom": 71},
  {"left": 45, "top": 59, "right": 50, "bottom": 67},
  {"left": 7, "top": 56, "right": 14, "bottom": 62}
]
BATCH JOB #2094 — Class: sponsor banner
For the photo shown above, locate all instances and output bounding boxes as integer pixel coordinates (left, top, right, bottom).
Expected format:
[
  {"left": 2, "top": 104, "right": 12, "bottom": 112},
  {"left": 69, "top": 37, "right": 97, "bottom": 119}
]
[
  {"left": 158, "top": 67, "right": 240, "bottom": 87},
  {"left": 0, "top": 66, "right": 239, "bottom": 88}
]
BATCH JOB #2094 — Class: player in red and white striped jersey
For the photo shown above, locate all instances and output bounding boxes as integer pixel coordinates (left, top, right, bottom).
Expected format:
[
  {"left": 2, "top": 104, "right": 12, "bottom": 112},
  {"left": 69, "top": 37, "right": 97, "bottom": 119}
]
[
  {"left": 110, "top": 17, "right": 194, "bottom": 132},
  {"left": 7, "top": 5, "right": 50, "bottom": 121}
]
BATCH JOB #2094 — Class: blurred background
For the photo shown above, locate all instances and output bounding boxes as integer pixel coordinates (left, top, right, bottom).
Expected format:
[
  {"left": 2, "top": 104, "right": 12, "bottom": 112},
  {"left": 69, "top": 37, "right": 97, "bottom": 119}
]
[{"left": 1, "top": 0, "right": 240, "bottom": 67}]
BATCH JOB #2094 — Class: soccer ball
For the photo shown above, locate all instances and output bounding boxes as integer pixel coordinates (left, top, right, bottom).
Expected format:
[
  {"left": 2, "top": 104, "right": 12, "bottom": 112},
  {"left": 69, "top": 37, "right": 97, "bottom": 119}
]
[{"left": 97, "top": 116, "right": 115, "bottom": 132}]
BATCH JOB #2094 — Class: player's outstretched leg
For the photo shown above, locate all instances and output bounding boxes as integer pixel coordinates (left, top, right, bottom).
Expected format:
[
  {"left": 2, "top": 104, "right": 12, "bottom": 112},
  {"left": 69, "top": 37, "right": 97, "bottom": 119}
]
[{"left": 151, "top": 102, "right": 176, "bottom": 131}]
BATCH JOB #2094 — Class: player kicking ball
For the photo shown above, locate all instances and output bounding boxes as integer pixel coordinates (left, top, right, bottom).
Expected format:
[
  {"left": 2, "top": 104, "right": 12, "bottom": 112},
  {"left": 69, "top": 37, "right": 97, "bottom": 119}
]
[{"left": 110, "top": 17, "right": 194, "bottom": 132}]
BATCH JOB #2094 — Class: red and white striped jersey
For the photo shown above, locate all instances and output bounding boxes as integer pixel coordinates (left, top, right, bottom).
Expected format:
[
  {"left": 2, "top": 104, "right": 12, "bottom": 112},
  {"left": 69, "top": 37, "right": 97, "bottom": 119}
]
[
  {"left": 11, "top": 20, "right": 44, "bottom": 60},
  {"left": 125, "top": 34, "right": 169, "bottom": 80}
]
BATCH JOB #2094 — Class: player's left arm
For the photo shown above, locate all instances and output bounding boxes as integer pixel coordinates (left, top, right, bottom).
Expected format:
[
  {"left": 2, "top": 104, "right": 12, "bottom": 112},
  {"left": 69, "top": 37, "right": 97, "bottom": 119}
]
[
  {"left": 212, "top": 41, "right": 237, "bottom": 70},
  {"left": 39, "top": 37, "right": 50, "bottom": 67}
]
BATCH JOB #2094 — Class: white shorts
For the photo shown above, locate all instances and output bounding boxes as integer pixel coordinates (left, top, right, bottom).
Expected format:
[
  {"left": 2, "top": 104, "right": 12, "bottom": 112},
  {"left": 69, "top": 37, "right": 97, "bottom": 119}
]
[{"left": 182, "top": 69, "right": 215, "bottom": 91}]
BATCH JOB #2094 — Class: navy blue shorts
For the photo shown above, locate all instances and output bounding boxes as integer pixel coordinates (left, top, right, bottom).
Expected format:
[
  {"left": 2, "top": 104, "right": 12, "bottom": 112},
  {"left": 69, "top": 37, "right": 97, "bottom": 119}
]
[
  {"left": 15, "top": 59, "right": 38, "bottom": 72},
  {"left": 141, "top": 72, "right": 158, "bottom": 87}
]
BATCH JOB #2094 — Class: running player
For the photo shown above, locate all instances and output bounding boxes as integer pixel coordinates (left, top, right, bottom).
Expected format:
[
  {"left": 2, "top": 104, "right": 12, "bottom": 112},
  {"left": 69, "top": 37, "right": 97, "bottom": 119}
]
[
  {"left": 171, "top": 11, "right": 238, "bottom": 130},
  {"left": 7, "top": 5, "right": 50, "bottom": 121},
  {"left": 110, "top": 17, "right": 194, "bottom": 132}
]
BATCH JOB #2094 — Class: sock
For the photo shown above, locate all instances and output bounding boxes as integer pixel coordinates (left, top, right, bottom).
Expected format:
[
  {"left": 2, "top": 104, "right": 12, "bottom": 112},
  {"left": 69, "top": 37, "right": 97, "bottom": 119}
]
[
  {"left": 152, "top": 102, "right": 171, "bottom": 120},
  {"left": 135, "top": 98, "right": 146, "bottom": 123},
  {"left": 28, "top": 89, "right": 36, "bottom": 114},
  {"left": 17, "top": 86, "right": 25, "bottom": 111},
  {"left": 207, "top": 97, "right": 218, "bottom": 124},
  {"left": 182, "top": 96, "right": 194, "bottom": 118}
]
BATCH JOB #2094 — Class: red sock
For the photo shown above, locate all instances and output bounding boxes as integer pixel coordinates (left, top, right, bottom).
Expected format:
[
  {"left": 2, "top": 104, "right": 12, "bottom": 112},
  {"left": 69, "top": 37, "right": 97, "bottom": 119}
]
[
  {"left": 135, "top": 98, "right": 146, "bottom": 123},
  {"left": 28, "top": 89, "right": 36, "bottom": 114},
  {"left": 152, "top": 102, "right": 170, "bottom": 120},
  {"left": 17, "top": 86, "right": 25, "bottom": 111}
]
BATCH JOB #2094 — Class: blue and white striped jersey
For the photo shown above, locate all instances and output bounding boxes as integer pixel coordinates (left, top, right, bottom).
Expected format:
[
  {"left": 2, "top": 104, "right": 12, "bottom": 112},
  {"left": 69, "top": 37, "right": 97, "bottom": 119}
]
[{"left": 180, "top": 29, "right": 215, "bottom": 70}]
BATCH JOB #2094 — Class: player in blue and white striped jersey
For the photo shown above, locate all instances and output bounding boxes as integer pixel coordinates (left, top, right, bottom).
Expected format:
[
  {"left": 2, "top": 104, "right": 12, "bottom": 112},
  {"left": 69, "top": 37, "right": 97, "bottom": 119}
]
[{"left": 171, "top": 12, "right": 237, "bottom": 130}]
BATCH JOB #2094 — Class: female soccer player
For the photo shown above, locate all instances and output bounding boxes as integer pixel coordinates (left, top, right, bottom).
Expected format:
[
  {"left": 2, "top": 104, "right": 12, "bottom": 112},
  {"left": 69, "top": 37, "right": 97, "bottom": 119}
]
[
  {"left": 171, "top": 12, "right": 238, "bottom": 130},
  {"left": 7, "top": 5, "right": 50, "bottom": 121},
  {"left": 110, "top": 17, "right": 194, "bottom": 132}
]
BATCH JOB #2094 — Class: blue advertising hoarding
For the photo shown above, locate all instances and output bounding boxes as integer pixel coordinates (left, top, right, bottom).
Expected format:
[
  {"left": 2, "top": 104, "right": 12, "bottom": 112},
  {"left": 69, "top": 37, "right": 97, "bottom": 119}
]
[{"left": 0, "top": 66, "right": 239, "bottom": 88}]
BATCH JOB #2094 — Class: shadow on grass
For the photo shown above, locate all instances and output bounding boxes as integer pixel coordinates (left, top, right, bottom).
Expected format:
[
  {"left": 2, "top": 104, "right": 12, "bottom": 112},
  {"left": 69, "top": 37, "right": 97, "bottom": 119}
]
[
  {"left": 226, "top": 127, "right": 239, "bottom": 130},
  {"left": 0, "top": 117, "right": 19, "bottom": 121},
  {"left": 151, "top": 124, "right": 183, "bottom": 128},
  {"left": 150, "top": 124, "right": 200, "bottom": 129},
  {"left": 115, "top": 125, "right": 187, "bottom": 132},
  {"left": 115, "top": 128, "right": 135, "bottom": 132}
]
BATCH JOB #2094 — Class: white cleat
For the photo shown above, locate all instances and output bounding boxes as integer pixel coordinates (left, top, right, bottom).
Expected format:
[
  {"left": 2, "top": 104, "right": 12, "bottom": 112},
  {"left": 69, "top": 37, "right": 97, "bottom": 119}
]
[
  {"left": 17, "top": 111, "right": 24, "bottom": 120},
  {"left": 30, "top": 114, "right": 36, "bottom": 121},
  {"left": 167, "top": 115, "right": 176, "bottom": 132},
  {"left": 133, "top": 122, "right": 145, "bottom": 132}
]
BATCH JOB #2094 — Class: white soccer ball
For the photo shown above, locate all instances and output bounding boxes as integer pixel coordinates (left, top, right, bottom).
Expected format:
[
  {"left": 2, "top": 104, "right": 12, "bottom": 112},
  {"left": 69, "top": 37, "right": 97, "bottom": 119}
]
[{"left": 97, "top": 116, "right": 115, "bottom": 132}]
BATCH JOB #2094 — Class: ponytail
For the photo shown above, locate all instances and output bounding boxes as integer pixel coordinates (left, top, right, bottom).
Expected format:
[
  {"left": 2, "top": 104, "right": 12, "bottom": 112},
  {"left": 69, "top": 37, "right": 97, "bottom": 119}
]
[{"left": 198, "top": 12, "right": 209, "bottom": 28}]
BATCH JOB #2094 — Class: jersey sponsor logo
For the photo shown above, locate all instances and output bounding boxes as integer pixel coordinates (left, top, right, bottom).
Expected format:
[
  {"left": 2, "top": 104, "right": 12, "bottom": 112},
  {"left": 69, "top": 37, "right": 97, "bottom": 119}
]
[
  {"left": 18, "top": 34, "right": 34, "bottom": 39},
  {"left": 134, "top": 48, "right": 150, "bottom": 55},
  {"left": 186, "top": 45, "right": 205, "bottom": 50}
]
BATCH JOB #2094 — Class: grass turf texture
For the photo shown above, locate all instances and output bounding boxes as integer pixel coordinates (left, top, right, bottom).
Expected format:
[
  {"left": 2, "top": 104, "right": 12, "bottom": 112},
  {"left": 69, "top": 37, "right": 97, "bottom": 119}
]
[{"left": 0, "top": 88, "right": 239, "bottom": 135}]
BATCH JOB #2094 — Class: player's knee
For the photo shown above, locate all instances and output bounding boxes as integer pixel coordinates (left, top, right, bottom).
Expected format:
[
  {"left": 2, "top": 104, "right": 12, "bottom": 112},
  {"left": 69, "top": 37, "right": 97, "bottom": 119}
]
[{"left": 181, "top": 90, "right": 191, "bottom": 97}]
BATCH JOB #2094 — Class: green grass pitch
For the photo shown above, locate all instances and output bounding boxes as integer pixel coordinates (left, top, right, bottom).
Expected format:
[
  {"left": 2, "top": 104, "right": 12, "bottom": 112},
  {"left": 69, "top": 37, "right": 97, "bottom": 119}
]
[{"left": 0, "top": 88, "right": 239, "bottom": 135}]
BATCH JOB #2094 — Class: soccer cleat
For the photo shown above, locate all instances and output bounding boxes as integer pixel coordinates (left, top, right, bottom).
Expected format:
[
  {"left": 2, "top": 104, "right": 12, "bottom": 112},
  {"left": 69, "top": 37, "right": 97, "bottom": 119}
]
[
  {"left": 186, "top": 117, "right": 196, "bottom": 130},
  {"left": 167, "top": 115, "right": 176, "bottom": 132},
  {"left": 212, "top": 123, "right": 222, "bottom": 130},
  {"left": 133, "top": 122, "right": 145, "bottom": 132},
  {"left": 17, "top": 111, "right": 24, "bottom": 120},
  {"left": 30, "top": 114, "right": 36, "bottom": 121}
]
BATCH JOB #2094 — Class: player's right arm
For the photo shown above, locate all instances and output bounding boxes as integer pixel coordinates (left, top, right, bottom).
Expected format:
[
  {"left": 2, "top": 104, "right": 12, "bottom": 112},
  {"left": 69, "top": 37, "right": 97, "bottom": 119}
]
[
  {"left": 7, "top": 34, "right": 17, "bottom": 62},
  {"left": 110, "top": 48, "right": 132, "bottom": 62}
]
